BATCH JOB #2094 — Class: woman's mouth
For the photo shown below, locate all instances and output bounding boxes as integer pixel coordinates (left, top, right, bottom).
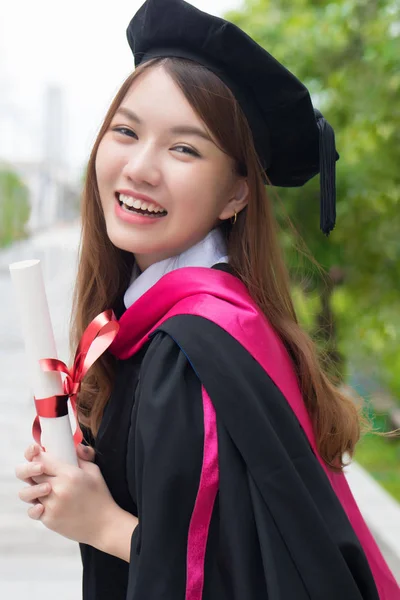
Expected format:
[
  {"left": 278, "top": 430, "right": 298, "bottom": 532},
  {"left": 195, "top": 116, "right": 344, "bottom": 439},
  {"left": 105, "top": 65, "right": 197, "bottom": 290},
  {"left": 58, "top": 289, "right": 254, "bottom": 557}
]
[{"left": 116, "top": 193, "right": 168, "bottom": 218}]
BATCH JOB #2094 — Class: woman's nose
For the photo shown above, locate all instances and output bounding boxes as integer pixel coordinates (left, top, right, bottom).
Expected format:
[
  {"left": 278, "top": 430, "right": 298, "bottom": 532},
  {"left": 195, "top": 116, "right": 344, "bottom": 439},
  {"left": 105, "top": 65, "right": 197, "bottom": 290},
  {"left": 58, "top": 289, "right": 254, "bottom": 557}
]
[{"left": 121, "top": 145, "right": 161, "bottom": 187}]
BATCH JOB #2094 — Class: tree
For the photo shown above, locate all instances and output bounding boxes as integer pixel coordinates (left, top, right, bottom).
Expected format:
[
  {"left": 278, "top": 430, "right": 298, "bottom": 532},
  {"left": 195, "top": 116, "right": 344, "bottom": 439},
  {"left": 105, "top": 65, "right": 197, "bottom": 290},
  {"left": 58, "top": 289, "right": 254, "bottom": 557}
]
[
  {"left": 0, "top": 168, "right": 30, "bottom": 247},
  {"left": 227, "top": 0, "right": 400, "bottom": 395}
]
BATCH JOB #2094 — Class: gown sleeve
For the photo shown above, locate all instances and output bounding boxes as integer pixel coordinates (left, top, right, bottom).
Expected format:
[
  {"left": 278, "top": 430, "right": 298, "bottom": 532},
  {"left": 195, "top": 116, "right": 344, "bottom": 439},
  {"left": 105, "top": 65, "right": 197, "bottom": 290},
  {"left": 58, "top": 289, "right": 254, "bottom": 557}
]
[{"left": 126, "top": 331, "right": 206, "bottom": 599}]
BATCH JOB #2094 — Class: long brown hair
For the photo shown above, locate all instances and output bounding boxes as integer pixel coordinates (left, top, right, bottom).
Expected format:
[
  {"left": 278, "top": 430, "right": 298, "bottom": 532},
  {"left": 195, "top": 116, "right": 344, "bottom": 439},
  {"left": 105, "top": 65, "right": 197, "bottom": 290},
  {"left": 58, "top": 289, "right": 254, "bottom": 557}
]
[{"left": 72, "top": 57, "right": 362, "bottom": 471}]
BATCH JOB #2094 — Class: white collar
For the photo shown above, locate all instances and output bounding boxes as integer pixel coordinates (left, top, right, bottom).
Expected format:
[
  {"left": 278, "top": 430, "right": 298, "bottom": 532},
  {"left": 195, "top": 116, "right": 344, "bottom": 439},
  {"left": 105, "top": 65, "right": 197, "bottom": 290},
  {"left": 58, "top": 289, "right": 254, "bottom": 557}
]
[{"left": 123, "top": 228, "right": 229, "bottom": 309}]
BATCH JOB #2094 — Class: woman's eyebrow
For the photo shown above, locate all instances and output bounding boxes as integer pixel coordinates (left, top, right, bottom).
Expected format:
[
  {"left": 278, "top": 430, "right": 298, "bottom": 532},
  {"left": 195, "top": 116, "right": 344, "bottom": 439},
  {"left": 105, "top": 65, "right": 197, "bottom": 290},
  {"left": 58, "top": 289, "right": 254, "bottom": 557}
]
[
  {"left": 169, "top": 125, "right": 212, "bottom": 142},
  {"left": 115, "top": 106, "right": 213, "bottom": 142},
  {"left": 115, "top": 107, "right": 142, "bottom": 123}
]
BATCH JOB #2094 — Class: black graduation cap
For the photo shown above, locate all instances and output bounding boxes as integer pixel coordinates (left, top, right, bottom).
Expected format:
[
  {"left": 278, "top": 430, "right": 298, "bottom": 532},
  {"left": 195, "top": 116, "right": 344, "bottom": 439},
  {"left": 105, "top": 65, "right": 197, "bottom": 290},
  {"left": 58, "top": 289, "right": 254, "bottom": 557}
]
[{"left": 126, "top": 0, "right": 339, "bottom": 235}]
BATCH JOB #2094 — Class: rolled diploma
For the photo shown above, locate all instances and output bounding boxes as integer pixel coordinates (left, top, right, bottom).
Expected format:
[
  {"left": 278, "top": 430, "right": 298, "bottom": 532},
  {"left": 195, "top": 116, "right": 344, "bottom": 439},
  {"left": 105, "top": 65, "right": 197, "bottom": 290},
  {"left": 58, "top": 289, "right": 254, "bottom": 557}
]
[{"left": 9, "top": 259, "right": 77, "bottom": 465}]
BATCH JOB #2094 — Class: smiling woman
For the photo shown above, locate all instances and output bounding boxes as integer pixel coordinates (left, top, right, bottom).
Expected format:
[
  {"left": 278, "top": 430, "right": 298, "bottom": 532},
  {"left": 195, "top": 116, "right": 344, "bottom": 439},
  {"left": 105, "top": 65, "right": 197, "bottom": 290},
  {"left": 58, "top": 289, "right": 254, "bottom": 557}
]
[{"left": 14, "top": 0, "right": 399, "bottom": 599}]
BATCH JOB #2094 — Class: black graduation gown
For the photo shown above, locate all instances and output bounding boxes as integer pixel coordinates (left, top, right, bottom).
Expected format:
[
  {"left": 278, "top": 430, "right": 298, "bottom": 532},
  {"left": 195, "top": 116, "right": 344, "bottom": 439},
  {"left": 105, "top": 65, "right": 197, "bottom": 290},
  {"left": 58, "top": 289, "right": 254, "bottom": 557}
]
[{"left": 80, "top": 265, "right": 381, "bottom": 600}]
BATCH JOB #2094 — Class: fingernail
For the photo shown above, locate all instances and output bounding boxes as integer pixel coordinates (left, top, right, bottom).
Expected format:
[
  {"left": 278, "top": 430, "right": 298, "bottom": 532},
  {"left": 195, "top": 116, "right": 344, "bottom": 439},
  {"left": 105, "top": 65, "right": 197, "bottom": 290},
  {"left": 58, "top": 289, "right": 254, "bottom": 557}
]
[
  {"left": 39, "top": 484, "right": 50, "bottom": 493},
  {"left": 33, "top": 464, "right": 42, "bottom": 474}
]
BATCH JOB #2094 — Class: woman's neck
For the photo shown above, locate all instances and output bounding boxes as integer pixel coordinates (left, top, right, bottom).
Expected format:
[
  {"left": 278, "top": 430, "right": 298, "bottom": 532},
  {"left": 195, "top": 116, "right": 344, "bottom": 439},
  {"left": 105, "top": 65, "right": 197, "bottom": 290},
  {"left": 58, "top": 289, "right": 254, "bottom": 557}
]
[{"left": 124, "top": 228, "right": 228, "bottom": 309}]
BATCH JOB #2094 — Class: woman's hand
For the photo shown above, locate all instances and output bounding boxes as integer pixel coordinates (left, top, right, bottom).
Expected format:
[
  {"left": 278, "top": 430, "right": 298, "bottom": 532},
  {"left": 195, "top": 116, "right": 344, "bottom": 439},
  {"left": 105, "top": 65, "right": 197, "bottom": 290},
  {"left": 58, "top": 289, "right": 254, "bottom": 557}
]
[{"left": 15, "top": 443, "right": 118, "bottom": 547}]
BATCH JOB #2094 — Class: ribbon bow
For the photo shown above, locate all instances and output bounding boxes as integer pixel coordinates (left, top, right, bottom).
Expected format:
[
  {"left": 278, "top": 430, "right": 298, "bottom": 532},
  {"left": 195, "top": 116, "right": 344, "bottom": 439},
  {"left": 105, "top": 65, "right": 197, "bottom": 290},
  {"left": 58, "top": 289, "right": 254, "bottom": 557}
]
[{"left": 33, "top": 309, "right": 120, "bottom": 449}]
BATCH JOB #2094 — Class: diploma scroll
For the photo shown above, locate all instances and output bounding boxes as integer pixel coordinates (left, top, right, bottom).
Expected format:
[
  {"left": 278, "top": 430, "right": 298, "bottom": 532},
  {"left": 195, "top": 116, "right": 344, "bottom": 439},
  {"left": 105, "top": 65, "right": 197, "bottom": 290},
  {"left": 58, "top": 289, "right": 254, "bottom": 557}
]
[{"left": 9, "top": 259, "right": 78, "bottom": 465}]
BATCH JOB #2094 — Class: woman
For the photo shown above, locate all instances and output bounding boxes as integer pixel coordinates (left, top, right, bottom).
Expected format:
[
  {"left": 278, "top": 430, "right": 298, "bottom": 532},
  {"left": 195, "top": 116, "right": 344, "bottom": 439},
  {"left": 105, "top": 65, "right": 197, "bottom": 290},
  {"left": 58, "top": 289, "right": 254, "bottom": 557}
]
[{"left": 15, "top": 0, "right": 399, "bottom": 598}]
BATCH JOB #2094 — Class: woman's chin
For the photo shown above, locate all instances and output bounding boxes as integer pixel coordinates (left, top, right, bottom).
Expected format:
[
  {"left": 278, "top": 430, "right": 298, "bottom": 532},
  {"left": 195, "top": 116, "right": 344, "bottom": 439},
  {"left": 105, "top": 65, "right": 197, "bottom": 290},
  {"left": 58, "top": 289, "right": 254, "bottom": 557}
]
[{"left": 106, "top": 229, "right": 161, "bottom": 258}]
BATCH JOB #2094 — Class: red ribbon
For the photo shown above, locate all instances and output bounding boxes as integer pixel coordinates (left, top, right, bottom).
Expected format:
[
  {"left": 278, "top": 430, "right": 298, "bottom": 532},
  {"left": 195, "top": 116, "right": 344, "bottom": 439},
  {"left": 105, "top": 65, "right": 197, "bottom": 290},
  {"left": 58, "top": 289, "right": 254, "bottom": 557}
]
[{"left": 33, "top": 309, "right": 120, "bottom": 450}]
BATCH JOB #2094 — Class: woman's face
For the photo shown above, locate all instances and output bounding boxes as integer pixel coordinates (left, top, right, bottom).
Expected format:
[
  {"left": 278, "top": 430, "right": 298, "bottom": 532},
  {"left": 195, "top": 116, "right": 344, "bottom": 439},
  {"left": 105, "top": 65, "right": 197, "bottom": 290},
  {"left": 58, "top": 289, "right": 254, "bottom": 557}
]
[{"left": 95, "top": 65, "right": 247, "bottom": 270}]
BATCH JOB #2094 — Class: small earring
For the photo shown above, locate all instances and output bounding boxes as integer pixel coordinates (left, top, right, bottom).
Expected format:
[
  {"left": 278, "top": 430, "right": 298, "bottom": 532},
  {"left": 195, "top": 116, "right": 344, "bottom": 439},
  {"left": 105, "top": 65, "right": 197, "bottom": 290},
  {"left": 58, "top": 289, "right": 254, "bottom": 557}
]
[{"left": 230, "top": 211, "right": 237, "bottom": 225}]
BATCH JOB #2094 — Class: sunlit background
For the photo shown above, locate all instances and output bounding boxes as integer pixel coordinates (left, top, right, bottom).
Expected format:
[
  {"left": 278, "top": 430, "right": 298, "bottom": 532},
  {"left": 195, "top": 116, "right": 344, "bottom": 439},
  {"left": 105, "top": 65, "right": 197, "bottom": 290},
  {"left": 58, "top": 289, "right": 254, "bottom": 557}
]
[{"left": 0, "top": 0, "right": 242, "bottom": 170}]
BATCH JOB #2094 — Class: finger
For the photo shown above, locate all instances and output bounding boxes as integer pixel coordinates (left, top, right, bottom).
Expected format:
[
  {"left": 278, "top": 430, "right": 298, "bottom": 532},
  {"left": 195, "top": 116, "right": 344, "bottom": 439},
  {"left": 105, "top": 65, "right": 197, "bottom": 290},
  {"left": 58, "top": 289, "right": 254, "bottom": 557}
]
[
  {"left": 18, "top": 483, "right": 51, "bottom": 504},
  {"left": 15, "top": 461, "right": 44, "bottom": 484},
  {"left": 24, "top": 444, "right": 42, "bottom": 462},
  {"left": 30, "top": 450, "right": 65, "bottom": 478},
  {"left": 31, "top": 474, "right": 50, "bottom": 485},
  {"left": 76, "top": 444, "right": 96, "bottom": 463},
  {"left": 27, "top": 502, "right": 44, "bottom": 520}
]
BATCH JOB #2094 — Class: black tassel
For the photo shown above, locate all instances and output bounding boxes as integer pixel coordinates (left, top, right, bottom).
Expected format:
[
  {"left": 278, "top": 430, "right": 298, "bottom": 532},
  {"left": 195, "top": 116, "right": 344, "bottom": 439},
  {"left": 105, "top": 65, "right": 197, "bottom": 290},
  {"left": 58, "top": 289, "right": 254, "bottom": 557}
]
[{"left": 315, "top": 109, "right": 337, "bottom": 236}]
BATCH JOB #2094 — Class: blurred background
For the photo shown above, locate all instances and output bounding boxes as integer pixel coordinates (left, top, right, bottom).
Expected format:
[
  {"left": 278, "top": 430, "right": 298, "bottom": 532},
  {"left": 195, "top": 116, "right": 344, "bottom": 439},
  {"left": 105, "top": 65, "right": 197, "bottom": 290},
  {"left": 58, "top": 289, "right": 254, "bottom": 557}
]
[{"left": 0, "top": 0, "right": 399, "bottom": 597}]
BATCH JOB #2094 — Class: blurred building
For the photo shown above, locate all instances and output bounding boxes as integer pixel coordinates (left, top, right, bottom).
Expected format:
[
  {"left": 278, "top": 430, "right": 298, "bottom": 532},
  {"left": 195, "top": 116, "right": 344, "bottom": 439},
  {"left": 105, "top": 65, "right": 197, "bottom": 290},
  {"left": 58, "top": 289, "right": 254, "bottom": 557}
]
[{"left": 0, "top": 81, "right": 80, "bottom": 232}]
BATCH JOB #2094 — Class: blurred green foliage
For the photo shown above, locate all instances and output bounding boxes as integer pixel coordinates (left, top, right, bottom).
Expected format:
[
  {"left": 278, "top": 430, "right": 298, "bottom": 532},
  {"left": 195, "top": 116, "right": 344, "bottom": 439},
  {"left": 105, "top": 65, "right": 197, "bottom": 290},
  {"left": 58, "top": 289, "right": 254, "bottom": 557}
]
[
  {"left": 355, "top": 414, "right": 400, "bottom": 502},
  {"left": 0, "top": 169, "right": 30, "bottom": 247},
  {"left": 227, "top": 0, "right": 400, "bottom": 399}
]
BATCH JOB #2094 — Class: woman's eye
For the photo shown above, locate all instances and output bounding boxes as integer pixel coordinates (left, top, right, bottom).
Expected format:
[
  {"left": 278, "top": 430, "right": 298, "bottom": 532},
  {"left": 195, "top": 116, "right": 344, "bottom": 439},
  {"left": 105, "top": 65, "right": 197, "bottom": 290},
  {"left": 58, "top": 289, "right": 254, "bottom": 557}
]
[
  {"left": 112, "top": 127, "right": 137, "bottom": 138},
  {"left": 173, "top": 145, "right": 200, "bottom": 157}
]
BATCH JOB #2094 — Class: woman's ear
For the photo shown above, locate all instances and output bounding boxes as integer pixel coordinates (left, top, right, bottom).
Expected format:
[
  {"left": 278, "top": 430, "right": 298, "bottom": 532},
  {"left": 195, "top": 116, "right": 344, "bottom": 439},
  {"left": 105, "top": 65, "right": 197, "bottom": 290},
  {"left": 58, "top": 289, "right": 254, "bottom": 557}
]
[
  {"left": 219, "top": 178, "right": 249, "bottom": 221},
  {"left": 235, "top": 179, "right": 249, "bottom": 206}
]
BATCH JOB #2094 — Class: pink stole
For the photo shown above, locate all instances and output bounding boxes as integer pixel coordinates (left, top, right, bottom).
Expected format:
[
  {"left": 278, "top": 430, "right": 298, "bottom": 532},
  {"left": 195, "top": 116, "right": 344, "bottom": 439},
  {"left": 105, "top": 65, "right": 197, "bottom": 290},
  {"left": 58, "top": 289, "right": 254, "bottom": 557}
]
[{"left": 110, "top": 267, "right": 399, "bottom": 599}]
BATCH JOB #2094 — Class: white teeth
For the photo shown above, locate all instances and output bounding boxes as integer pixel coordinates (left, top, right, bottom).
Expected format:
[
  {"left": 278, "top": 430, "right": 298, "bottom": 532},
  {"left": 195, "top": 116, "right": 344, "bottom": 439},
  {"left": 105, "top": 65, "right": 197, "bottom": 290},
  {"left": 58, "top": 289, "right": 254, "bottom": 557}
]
[{"left": 119, "top": 194, "right": 165, "bottom": 214}]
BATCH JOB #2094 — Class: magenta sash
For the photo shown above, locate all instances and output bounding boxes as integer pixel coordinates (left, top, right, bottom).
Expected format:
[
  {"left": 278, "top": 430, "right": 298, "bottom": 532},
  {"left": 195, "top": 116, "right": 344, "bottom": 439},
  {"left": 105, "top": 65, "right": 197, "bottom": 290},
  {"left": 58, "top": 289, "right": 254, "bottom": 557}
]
[{"left": 110, "top": 267, "right": 399, "bottom": 598}]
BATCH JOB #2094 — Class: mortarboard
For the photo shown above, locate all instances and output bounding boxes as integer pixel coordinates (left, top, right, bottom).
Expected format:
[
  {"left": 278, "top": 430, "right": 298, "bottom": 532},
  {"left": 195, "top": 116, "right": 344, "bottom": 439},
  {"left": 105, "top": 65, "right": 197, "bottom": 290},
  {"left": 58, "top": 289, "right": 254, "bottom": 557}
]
[{"left": 126, "top": 0, "right": 338, "bottom": 235}]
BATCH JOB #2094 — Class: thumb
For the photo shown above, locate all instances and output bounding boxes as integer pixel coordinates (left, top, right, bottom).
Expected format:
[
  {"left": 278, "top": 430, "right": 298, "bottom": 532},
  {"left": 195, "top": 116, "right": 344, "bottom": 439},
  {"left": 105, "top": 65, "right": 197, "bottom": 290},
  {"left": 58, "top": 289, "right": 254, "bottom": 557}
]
[{"left": 76, "top": 443, "right": 96, "bottom": 463}]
